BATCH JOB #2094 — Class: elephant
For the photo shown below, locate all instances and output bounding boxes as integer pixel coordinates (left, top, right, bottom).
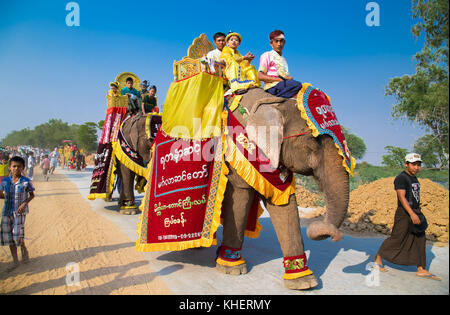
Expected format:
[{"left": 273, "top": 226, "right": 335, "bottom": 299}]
[
  {"left": 217, "top": 88, "right": 349, "bottom": 290},
  {"left": 119, "top": 88, "right": 349, "bottom": 290},
  {"left": 115, "top": 115, "right": 154, "bottom": 215}
]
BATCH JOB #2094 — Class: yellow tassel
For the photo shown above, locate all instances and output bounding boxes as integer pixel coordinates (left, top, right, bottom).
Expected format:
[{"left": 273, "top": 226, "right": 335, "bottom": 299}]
[
  {"left": 216, "top": 257, "right": 246, "bottom": 267},
  {"left": 282, "top": 269, "right": 313, "bottom": 280},
  {"left": 112, "top": 141, "right": 149, "bottom": 178}
]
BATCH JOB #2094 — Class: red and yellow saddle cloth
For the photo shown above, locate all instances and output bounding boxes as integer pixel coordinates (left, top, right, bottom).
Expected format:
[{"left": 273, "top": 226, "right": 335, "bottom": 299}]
[
  {"left": 136, "top": 73, "right": 297, "bottom": 252},
  {"left": 136, "top": 111, "right": 297, "bottom": 251},
  {"left": 136, "top": 130, "right": 228, "bottom": 251},
  {"left": 297, "top": 83, "right": 355, "bottom": 176},
  {"left": 112, "top": 113, "right": 162, "bottom": 180},
  {"left": 88, "top": 93, "right": 128, "bottom": 200}
]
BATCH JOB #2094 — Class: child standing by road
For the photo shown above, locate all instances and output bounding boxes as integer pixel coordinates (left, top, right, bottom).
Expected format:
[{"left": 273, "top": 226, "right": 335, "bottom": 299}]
[
  {"left": 0, "top": 152, "right": 9, "bottom": 184},
  {"left": 0, "top": 156, "right": 35, "bottom": 272},
  {"left": 41, "top": 155, "right": 50, "bottom": 181}
]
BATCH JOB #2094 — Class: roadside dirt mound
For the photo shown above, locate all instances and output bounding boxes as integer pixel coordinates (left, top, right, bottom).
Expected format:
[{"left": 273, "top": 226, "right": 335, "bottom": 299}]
[
  {"left": 295, "top": 185, "right": 326, "bottom": 218},
  {"left": 296, "top": 178, "right": 449, "bottom": 245},
  {"left": 295, "top": 185, "right": 320, "bottom": 208}
]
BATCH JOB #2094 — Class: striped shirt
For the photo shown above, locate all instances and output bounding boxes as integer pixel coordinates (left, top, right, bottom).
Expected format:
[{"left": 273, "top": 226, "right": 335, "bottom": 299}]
[{"left": 0, "top": 176, "right": 35, "bottom": 216}]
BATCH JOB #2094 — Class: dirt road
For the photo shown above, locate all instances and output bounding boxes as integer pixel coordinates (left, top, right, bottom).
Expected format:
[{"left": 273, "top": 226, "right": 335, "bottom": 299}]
[
  {"left": 0, "top": 168, "right": 171, "bottom": 295},
  {"left": 1, "top": 167, "right": 448, "bottom": 295}
]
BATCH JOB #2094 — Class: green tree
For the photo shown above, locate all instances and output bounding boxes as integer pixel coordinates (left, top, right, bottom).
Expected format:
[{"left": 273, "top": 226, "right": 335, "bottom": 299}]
[
  {"left": 97, "top": 120, "right": 105, "bottom": 131},
  {"left": 413, "top": 134, "right": 448, "bottom": 168},
  {"left": 382, "top": 146, "right": 409, "bottom": 168},
  {"left": 342, "top": 126, "right": 367, "bottom": 160},
  {"left": 385, "top": 0, "right": 449, "bottom": 165},
  {"left": 77, "top": 122, "right": 98, "bottom": 152}
]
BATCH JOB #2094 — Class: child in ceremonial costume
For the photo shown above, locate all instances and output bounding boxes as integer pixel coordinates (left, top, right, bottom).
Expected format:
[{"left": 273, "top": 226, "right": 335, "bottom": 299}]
[{"left": 220, "top": 32, "right": 260, "bottom": 94}]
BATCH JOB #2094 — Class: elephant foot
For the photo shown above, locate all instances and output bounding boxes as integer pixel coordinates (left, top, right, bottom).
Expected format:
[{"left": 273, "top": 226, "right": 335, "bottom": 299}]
[
  {"left": 216, "top": 261, "right": 247, "bottom": 276},
  {"left": 119, "top": 209, "right": 137, "bottom": 215},
  {"left": 119, "top": 200, "right": 137, "bottom": 215},
  {"left": 284, "top": 274, "right": 318, "bottom": 290}
]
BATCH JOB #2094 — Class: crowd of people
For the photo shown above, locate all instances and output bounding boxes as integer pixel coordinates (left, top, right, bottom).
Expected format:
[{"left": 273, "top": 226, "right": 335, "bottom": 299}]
[
  {"left": 108, "top": 78, "right": 159, "bottom": 116},
  {"left": 107, "top": 29, "right": 300, "bottom": 117},
  {"left": 205, "top": 30, "right": 303, "bottom": 99},
  {"left": 0, "top": 144, "right": 87, "bottom": 181}
]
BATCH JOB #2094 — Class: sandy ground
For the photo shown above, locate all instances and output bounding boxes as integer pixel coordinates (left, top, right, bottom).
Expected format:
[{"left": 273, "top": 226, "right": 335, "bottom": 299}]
[
  {"left": 0, "top": 168, "right": 171, "bottom": 295},
  {"left": 1, "top": 166, "right": 448, "bottom": 295}
]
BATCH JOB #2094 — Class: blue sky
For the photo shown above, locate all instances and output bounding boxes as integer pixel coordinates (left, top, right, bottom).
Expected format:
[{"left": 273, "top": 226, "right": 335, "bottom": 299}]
[{"left": 0, "top": 0, "right": 428, "bottom": 165}]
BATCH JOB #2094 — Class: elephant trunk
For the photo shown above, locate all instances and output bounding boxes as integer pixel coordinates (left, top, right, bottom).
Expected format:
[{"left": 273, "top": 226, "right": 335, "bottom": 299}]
[{"left": 306, "top": 136, "right": 349, "bottom": 242}]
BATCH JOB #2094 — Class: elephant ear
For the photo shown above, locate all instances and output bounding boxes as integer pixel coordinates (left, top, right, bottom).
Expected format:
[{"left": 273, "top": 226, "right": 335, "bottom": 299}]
[{"left": 246, "top": 104, "right": 284, "bottom": 169}]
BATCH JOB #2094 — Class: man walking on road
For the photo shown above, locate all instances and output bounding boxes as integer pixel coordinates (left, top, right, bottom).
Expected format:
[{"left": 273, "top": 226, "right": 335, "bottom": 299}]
[{"left": 374, "top": 153, "right": 441, "bottom": 281}]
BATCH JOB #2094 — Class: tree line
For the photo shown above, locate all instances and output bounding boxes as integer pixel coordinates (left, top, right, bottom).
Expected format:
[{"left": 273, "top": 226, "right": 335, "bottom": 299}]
[
  {"left": 383, "top": 0, "right": 448, "bottom": 170},
  {"left": 0, "top": 119, "right": 99, "bottom": 153}
]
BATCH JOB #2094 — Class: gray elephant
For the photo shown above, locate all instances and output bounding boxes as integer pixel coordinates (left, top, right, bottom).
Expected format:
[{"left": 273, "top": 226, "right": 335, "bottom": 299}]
[
  {"left": 115, "top": 114, "right": 160, "bottom": 214},
  {"left": 121, "top": 88, "right": 349, "bottom": 290},
  {"left": 217, "top": 88, "right": 349, "bottom": 290}
]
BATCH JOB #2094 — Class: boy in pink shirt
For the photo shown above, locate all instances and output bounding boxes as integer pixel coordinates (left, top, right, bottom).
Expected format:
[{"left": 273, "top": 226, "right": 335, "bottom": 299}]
[
  {"left": 41, "top": 155, "right": 50, "bottom": 181},
  {"left": 258, "top": 30, "right": 302, "bottom": 98}
]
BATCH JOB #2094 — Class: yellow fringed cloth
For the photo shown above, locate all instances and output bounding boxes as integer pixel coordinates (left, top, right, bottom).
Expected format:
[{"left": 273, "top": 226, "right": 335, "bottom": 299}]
[
  {"left": 220, "top": 46, "right": 260, "bottom": 93},
  {"left": 112, "top": 113, "right": 162, "bottom": 181},
  {"left": 88, "top": 90, "right": 128, "bottom": 200},
  {"left": 161, "top": 72, "right": 225, "bottom": 140},
  {"left": 223, "top": 109, "right": 296, "bottom": 206}
]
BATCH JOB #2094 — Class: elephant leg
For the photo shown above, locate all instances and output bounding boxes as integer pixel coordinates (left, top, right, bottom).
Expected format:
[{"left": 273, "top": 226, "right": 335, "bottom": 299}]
[
  {"left": 118, "top": 163, "right": 137, "bottom": 215},
  {"left": 265, "top": 194, "right": 318, "bottom": 290},
  {"left": 216, "top": 165, "right": 254, "bottom": 275}
]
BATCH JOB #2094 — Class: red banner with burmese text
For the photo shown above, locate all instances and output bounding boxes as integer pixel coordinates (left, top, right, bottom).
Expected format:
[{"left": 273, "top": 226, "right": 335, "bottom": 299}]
[
  {"left": 296, "top": 84, "right": 355, "bottom": 176},
  {"left": 136, "top": 130, "right": 227, "bottom": 251}
]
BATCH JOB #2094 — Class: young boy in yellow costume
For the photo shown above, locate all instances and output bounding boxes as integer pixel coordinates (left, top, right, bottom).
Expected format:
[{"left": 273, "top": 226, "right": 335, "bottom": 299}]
[
  {"left": 0, "top": 152, "right": 9, "bottom": 184},
  {"left": 220, "top": 32, "right": 260, "bottom": 94}
]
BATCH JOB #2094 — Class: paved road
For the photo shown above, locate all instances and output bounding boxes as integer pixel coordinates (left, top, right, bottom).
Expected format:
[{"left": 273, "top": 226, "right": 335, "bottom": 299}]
[{"left": 63, "top": 168, "right": 449, "bottom": 295}]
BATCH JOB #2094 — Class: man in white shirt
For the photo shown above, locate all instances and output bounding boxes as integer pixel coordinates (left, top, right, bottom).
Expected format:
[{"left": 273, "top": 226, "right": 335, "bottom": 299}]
[
  {"left": 206, "top": 32, "right": 226, "bottom": 73},
  {"left": 27, "top": 152, "right": 35, "bottom": 179}
]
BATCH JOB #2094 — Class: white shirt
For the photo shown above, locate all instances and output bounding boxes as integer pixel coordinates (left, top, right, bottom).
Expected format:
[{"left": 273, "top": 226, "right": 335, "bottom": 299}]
[
  {"left": 206, "top": 49, "right": 222, "bottom": 62},
  {"left": 205, "top": 49, "right": 223, "bottom": 73},
  {"left": 28, "top": 156, "right": 35, "bottom": 168}
]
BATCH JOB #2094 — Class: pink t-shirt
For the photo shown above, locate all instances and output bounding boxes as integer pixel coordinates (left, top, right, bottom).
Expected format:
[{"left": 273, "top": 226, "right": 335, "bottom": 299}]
[
  {"left": 41, "top": 158, "right": 50, "bottom": 169},
  {"left": 258, "top": 50, "right": 291, "bottom": 90}
]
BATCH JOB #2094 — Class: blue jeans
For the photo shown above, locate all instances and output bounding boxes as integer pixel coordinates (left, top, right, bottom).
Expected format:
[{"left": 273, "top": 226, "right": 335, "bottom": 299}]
[{"left": 267, "top": 79, "right": 302, "bottom": 98}]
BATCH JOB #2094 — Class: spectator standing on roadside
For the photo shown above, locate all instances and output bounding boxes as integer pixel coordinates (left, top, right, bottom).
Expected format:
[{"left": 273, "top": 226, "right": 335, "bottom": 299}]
[
  {"left": 50, "top": 148, "right": 58, "bottom": 174},
  {"left": 27, "top": 152, "right": 35, "bottom": 180},
  {"left": 0, "top": 156, "right": 35, "bottom": 272},
  {"left": 374, "top": 153, "right": 441, "bottom": 281},
  {"left": 0, "top": 152, "right": 9, "bottom": 184},
  {"left": 41, "top": 155, "right": 50, "bottom": 181}
]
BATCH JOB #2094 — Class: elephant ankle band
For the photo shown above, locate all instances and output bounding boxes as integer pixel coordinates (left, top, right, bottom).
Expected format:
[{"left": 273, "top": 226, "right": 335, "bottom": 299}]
[
  {"left": 283, "top": 254, "right": 313, "bottom": 280},
  {"left": 216, "top": 245, "right": 246, "bottom": 267}
]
